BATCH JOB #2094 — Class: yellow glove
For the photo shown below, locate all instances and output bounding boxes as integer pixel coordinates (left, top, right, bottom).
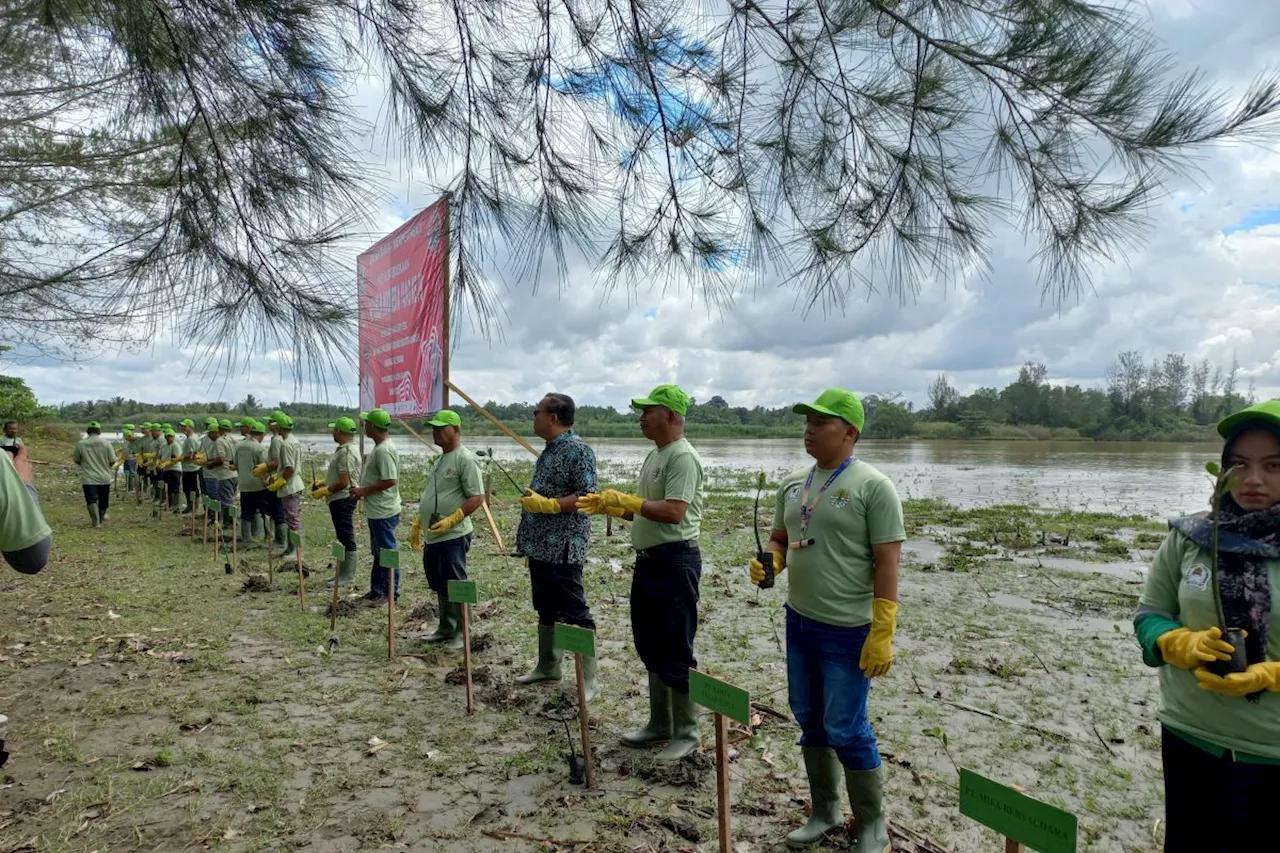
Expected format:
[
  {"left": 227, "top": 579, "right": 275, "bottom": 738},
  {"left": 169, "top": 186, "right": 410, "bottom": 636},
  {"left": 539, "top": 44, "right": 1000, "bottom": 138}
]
[
  {"left": 518, "top": 490, "right": 561, "bottom": 514},
  {"left": 267, "top": 476, "right": 287, "bottom": 492},
  {"left": 311, "top": 484, "right": 330, "bottom": 500},
  {"left": 195, "top": 452, "right": 208, "bottom": 466},
  {"left": 749, "top": 551, "right": 786, "bottom": 586},
  {"left": 599, "top": 489, "right": 645, "bottom": 516},
  {"left": 252, "top": 462, "right": 269, "bottom": 478},
  {"left": 311, "top": 478, "right": 325, "bottom": 491},
  {"left": 1195, "top": 662, "right": 1280, "bottom": 697},
  {"left": 111, "top": 459, "right": 123, "bottom": 471},
  {"left": 1157, "top": 627, "right": 1237, "bottom": 670},
  {"left": 576, "top": 493, "right": 604, "bottom": 514},
  {"left": 428, "top": 508, "right": 465, "bottom": 535},
  {"left": 410, "top": 517, "right": 422, "bottom": 551},
  {"left": 859, "top": 598, "right": 898, "bottom": 678}
]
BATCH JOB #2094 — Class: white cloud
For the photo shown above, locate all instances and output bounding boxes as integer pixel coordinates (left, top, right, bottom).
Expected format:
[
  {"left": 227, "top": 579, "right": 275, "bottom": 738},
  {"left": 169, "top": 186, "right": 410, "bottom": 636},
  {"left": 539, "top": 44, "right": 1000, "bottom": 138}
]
[{"left": 12, "top": 0, "right": 1280, "bottom": 413}]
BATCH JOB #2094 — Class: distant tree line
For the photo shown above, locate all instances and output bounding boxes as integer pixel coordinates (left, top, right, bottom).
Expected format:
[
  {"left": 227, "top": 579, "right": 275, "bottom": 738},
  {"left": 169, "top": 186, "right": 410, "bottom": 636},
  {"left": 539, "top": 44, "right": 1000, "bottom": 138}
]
[{"left": 27, "top": 350, "right": 1259, "bottom": 442}]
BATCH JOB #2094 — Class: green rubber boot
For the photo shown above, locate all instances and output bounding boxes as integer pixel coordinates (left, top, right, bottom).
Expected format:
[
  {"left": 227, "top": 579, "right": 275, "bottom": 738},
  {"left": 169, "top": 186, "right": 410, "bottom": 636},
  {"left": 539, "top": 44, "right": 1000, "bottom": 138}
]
[
  {"left": 239, "top": 518, "right": 254, "bottom": 548},
  {"left": 280, "top": 529, "right": 299, "bottom": 562},
  {"left": 340, "top": 550, "right": 358, "bottom": 585},
  {"left": 88, "top": 503, "right": 100, "bottom": 528},
  {"left": 621, "top": 672, "right": 672, "bottom": 746},
  {"left": 655, "top": 688, "right": 700, "bottom": 761},
  {"left": 582, "top": 655, "right": 599, "bottom": 703},
  {"left": 272, "top": 521, "right": 289, "bottom": 551},
  {"left": 516, "top": 625, "right": 562, "bottom": 685},
  {"left": 844, "top": 766, "right": 891, "bottom": 853},
  {"left": 423, "top": 594, "right": 457, "bottom": 643},
  {"left": 168, "top": 490, "right": 180, "bottom": 511},
  {"left": 786, "top": 748, "right": 844, "bottom": 847},
  {"left": 250, "top": 515, "right": 265, "bottom": 547},
  {"left": 444, "top": 603, "right": 466, "bottom": 650}
]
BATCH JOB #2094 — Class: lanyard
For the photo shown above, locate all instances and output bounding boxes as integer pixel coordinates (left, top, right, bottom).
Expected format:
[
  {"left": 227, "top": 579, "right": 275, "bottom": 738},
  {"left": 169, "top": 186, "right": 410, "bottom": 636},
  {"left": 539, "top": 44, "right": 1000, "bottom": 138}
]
[{"left": 798, "top": 456, "right": 854, "bottom": 536}]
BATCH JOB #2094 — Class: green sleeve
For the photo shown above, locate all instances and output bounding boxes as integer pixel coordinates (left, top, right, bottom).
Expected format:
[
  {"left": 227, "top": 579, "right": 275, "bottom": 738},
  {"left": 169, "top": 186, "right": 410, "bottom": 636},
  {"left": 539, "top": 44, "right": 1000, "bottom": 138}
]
[
  {"left": 460, "top": 452, "right": 484, "bottom": 497},
  {"left": 866, "top": 477, "right": 906, "bottom": 544},
  {"left": 771, "top": 483, "right": 787, "bottom": 533},
  {"left": 377, "top": 446, "right": 398, "bottom": 482},
  {"left": 337, "top": 448, "right": 357, "bottom": 477},
  {"left": 280, "top": 442, "right": 298, "bottom": 473},
  {"left": 72, "top": 442, "right": 82, "bottom": 465},
  {"left": 1135, "top": 530, "right": 1186, "bottom": 667},
  {"left": 662, "top": 449, "right": 700, "bottom": 503}
]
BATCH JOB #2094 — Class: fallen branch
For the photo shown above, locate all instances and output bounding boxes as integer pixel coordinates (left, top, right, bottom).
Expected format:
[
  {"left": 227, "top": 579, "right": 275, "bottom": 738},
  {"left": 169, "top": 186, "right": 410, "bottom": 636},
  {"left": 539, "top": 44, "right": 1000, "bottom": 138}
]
[
  {"left": 889, "top": 821, "right": 954, "bottom": 853},
  {"left": 751, "top": 701, "right": 790, "bottom": 722},
  {"left": 1091, "top": 722, "right": 1117, "bottom": 757},
  {"left": 481, "top": 829, "right": 595, "bottom": 846},
  {"left": 929, "top": 695, "right": 1076, "bottom": 745}
]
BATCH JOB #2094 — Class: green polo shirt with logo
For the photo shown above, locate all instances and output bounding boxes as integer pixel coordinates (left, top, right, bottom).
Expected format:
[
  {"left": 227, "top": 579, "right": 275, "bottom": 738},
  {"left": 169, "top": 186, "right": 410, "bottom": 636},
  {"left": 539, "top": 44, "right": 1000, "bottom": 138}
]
[
  {"left": 418, "top": 446, "right": 479, "bottom": 542},
  {"left": 276, "top": 434, "right": 305, "bottom": 498},
  {"left": 363, "top": 441, "right": 404, "bottom": 522},
  {"left": 630, "top": 438, "right": 705, "bottom": 551},
  {"left": 326, "top": 442, "right": 362, "bottom": 503},
  {"left": 72, "top": 435, "right": 116, "bottom": 485},
  {"left": 234, "top": 439, "right": 269, "bottom": 492}
]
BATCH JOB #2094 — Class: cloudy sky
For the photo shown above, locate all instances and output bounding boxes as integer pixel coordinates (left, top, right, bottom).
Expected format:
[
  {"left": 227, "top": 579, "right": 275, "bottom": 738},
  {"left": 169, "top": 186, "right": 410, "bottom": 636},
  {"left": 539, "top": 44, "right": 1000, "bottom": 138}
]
[{"left": 14, "top": 0, "right": 1280, "bottom": 413}]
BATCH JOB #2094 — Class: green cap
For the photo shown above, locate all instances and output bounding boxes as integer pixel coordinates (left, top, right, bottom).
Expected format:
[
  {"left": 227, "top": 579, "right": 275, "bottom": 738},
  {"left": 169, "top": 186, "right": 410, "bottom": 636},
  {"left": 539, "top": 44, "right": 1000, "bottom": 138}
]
[
  {"left": 424, "top": 409, "right": 459, "bottom": 428},
  {"left": 631, "top": 384, "right": 690, "bottom": 416},
  {"left": 239, "top": 417, "right": 255, "bottom": 427},
  {"left": 123, "top": 423, "right": 135, "bottom": 432},
  {"left": 217, "top": 418, "right": 233, "bottom": 430},
  {"left": 87, "top": 421, "right": 101, "bottom": 430},
  {"left": 361, "top": 408, "right": 393, "bottom": 429},
  {"left": 1218, "top": 400, "right": 1280, "bottom": 438},
  {"left": 250, "top": 420, "right": 266, "bottom": 434},
  {"left": 205, "top": 417, "right": 219, "bottom": 429},
  {"left": 163, "top": 426, "right": 176, "bottom": 436},
  {"left": 179, "top": 418, "right": 195, "bottom": 428},
  {"left": 329, "top": 416, "right": 358, "bottom": 435},
  {"left": 792, "top": 387, "right": 865, "bottom": 430},
  {"left": 149, "top": 422, "right": 161, "bottom": 431},
  {"left": 268, "top": 410, "right": 287, "bottom": 425},
  {"left": 275, "top": 413, "right": 295, "bottom": 430}
]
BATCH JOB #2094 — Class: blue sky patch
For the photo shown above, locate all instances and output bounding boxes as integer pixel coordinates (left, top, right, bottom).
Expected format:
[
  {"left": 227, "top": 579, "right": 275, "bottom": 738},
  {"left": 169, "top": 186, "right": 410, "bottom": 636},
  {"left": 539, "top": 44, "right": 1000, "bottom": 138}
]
[{"left": 1223, "top": 207, "right": 1280, "bottom": 235}]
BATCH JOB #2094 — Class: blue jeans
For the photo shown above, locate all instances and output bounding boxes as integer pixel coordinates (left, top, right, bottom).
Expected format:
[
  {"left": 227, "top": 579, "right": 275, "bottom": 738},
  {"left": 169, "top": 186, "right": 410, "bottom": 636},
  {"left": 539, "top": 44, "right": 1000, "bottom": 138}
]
[
  {"left": 786, "top": 605, "right": 881, "bottom": 771},
  {"left": 368, "top": 514, "right": 401, "bottom": 597}
]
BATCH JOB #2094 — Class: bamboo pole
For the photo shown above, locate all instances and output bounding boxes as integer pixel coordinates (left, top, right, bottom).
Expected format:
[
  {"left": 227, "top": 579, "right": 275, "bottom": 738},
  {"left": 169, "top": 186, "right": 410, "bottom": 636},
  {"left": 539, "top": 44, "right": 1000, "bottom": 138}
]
[{"left": 445, "top": 381, "right": 539, "bottom": 457}]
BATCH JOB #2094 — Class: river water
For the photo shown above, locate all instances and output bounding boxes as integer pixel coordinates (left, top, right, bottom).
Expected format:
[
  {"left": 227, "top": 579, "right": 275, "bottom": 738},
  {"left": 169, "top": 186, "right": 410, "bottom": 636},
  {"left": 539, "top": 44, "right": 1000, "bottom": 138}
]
[{"left": 292, "top": 435, "right": 1221, "bottom": 520}]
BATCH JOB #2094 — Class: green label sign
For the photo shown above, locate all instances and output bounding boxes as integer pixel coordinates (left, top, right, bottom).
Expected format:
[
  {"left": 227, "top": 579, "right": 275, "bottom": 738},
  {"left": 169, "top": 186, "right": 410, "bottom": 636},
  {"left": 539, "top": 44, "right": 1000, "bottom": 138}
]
[
  {"left": 379, "top": 548, "right": 400, "bottom": 568},
  {"left": 331, "top": 542, "right": 345, "bottom": 560},
  {"left": 447, "top": 579, "right": 477, "bottom": 604},
  {"left": 227, "top": 505, "right": 238, "bottom": 519},
  {"left": 959, "top": 769, "right": 1076, "bottom": 853},
  {"left": 289, "top": 530, "right": 302, "bottom": 546},
  {"left": 554, "top": 623, "right": 596, "bottom": 657},
  {"left": 689, "top": 670, "right": 751, "bottom": 726}
]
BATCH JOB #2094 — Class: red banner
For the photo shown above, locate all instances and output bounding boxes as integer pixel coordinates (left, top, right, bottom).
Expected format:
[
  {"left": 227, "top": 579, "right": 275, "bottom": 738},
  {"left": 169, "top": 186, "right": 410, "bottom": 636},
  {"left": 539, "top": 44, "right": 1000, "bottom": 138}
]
[{"left": 357, "top": 198, "right": 448, "bottom": 418}]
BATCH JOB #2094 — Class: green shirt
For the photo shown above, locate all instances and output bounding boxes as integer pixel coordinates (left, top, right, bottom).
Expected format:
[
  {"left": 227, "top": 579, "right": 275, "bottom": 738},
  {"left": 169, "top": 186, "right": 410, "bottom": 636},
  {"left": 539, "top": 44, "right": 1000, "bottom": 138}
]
[
  {"left": 418, "top": 446, "right": 480, "bottom": 541},
  {"left": 325, "top": 442, "right": 361, "bottom": 503},
  {"left": 199, "top": 434, "right": 216, "bottom": 474},
  {"left": 267, "top": 434, "right": 282, "bottom": 466},
  {"left": 72, "top": 435, "right": 116, "bottom": 485},
  {"left": 160, "top": 439, "right": 181, "bottom": 466},
  {"left": 122, "top": 437, "right": 139, "bottom": 460},
  {"left": 179, "top": 432, "right": 201, "bottom": 473},
  {"left": 234, "top": 439, "right": 269, "bottom": 492},
  {"left": 0, "top": 450, "right": 50, "bottom": 553},
  {"left": 276, "top": 434, "right": 305, "bottom": 497},
  {"left": 773, "top": 459, "right": 905, "bottom": 628},
  {"left": 630, "top": 438, "right": 705, "bottom": 551},
  {"left": 208, "top": 435, "right": 238, "bottom": 481},
  {"left": 362, "top": 441, "right": 403, "bottom": 521},
  {"left": 140, "top": 436, "right": 159, "bottom": 469},
  {"left": 1136, "top": 529, "right": 1280, "bottom": 759}
]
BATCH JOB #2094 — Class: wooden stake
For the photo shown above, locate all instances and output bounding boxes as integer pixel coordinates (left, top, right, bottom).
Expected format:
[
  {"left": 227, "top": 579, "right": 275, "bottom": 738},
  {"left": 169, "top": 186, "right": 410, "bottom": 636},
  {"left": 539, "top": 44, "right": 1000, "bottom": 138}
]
[
  {"left": 714, "top": 712, "right": 732, "bottom": 853},
  {"left": 574, "top": 652, "right": 595, "bottom": 789},
  {"left": 231, "top": 507, "right": 238, "bottom": 573},
  {"left": 446, "top": 381, "right": 539, "bottom": 457},
  {"left": 295, "top": 535, "right": 307, "bottom": 611},
  {"left": 1004, "top": 840, "right": 1023, "bottom": 853},
  {"left": 212, "top": 508, "right": 220, "bottom": 563},
  {"left": 387, "top": 577, "right": 395, "bottom": 660},
  {"left": 480, "top": 499, "right": 505, "bottom": 551},
  {"left": 462, "top": 603, "right": 475, "bottom": 715}
]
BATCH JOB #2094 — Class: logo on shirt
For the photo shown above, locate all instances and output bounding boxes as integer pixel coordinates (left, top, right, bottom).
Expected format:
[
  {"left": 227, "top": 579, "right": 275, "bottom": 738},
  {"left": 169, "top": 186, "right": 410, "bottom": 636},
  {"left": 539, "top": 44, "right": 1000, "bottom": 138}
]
[
  {"left": 1183, "top": 564, "right": 1210, "bottom": 592},
  {"left": 829, "top": 488, "right": 851, "bottom": 509},
  {"left": 647, "top": 465, "right": 664, "bottom": 483},
  {"left": 784, "top": 485, "right": 801, "bottom": 504}
]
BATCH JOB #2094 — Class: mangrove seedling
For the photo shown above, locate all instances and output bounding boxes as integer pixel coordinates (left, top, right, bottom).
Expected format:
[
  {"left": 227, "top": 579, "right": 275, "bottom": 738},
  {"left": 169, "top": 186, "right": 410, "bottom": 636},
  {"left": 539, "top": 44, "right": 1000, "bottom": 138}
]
[
  {"left": 1204, "top": 460, "right": 1248, "bottom": 675},
  {"left": 753, "top": 471, "right": 774, "bottom": 590}
]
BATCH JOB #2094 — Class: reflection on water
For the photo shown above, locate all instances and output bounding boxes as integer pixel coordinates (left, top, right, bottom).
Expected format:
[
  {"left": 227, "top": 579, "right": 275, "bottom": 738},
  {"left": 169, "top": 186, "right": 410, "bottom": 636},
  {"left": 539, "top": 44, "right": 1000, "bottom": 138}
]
[{"left": 291, "top": 435, "right": 1219, "bottom": 519}]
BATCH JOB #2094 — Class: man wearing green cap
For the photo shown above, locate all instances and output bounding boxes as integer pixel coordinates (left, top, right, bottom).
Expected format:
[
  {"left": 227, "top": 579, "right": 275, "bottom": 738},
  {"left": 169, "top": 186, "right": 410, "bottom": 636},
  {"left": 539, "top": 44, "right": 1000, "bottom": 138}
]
[
  {"left": 73, "top": 422, "right": 115, "bottom": 527},
  {"left": 313, "top": 417, "right": 362, "bottom": 586},
  {"left": 749, "top": 388, "right": 903, "bottom": 852},
  {"left": 353, "top": 408, "right": 404, "bottom": 605},
  {"left": 177, "top": 419, "right": 201, "bottom": 516},
  {"left": 197, "top": 418, "right": 219, "bottom": 525},
  {"left": 578, "top": 383, "right": 705, "bottom": 761},
  {"left": 256, "top": 412, "right": 290, "bottom": 552},
  {"left": 409, "top": 409, "right": 483, "bottom": 640},
  {"left": 234, "top": 421, "right": 270, "bottom": 546},
  {"left": 118, "top": 424, "right": 138, "bottom": 493},
  {"left": 268, "top": 414, "right": 305, "bottom": 561},
  {"left": 205, "top": 418, "right": 238, "bottom": 532},
  {"left": 157, "top": 426, "right": 182, "bottom": 512},
  {"left": 140, "top": 423, "right": 160, "bottom": 508}
]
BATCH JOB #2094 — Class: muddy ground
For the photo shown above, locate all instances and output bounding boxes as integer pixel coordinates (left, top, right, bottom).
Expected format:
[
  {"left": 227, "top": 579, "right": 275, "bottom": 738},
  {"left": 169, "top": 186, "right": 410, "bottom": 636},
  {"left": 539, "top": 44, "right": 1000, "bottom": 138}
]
[{"left": 1, "top": 445, "right": 1170, "bottom": 852}]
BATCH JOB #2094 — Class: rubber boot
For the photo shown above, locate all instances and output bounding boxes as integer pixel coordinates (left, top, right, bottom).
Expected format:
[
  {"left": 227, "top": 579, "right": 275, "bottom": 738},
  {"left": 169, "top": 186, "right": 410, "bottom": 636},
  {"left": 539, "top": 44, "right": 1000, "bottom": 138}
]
[
  {"left": 88, "top": 503, "right": 100, "bottom": 528},
  {"left": 328, "top": 550, "right": 359, "bottom": 588},
  {"left": 444, "top": 603, "right": 466, "bottom": 650},
  {"left": 655, "top": 688, "right": 700, "bottom": 761},
  {"left": 239, "top": 518, "right": 253, "bottom": 548},
  {"left": 844, "top": 766, "right": 891, "bottom": 853},
  {"left": 169, "top": 490, "right": 180, "bottom": 512},
  {"left": 180, "top": 492, "right": 195, "bottom": 515},
  {"left": 280, "top": 528, "right": 299, "bottom": 562},
  {"left": 621, "top": 672, "right": 672, "bottom": 746},
  {"left": 272, "top": 521, "right": 289, "bottom": 552},
  {"left": 786, "top": 748, "right": 844, "bottom": 847},
  {"left": 515, "top": 625, "right": 562, "bottom": 685},
  {"left": 423, "top": 593, "right": 457, "bottom": 643},
  {"left": 251, "top": 515, "right": 265, "bottom": 546},
  {"left": 582, "top": 655, "right": 599, "bottom": 703}
]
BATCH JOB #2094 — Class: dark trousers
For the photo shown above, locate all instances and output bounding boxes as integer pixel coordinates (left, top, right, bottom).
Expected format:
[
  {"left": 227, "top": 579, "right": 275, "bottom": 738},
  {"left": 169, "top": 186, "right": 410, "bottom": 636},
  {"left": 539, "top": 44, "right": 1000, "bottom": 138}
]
[
  {"left": 1162, "top": 727, "right": 1279, "bottom": 852},
  {"left": 630, "top": 540, "right": 701, "bottom": 693},
  {"left": 161, "top": 470, "right": 180, "bottom": 497},
  {"left": 240, "top": 490, "right": 267, "bottom": 522},
  {"left": 328, "top": 497, "right": 357, "bottom": 550},
  {"left": 423, "top": 533, "right": 472, "bottom": 595},
  {"left": 264, "top": 490, "right": 285, "bottom": 524},
  {"left": 369, "top": 514, "right": 401, "bottom": 597},
  {"left": 181, "top": 471, "right": 200, "bottom": 499},
  {"left": 529, "top": 559, "right": 595, "bottom": 630},
  {"left": 82, "top": 484, "right": 109, "bottom": 512}
]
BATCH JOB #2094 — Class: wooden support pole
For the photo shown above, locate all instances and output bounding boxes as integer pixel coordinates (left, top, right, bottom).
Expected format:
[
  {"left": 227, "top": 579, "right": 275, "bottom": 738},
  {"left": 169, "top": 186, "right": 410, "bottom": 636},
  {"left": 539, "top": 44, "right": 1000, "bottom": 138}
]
[
  {"left": 480, "top": 499, "right": 505, "bottom": 551},
  {"left": 574, "top": 653, "right": 595, "bottom": 789},
  {"left": 1004, "top": 840, "right": 1023, "bottom": 853},
  {"left": 714, "top": 712, "right": 731, "bottom": 853},
  {"left": 294, "top": 532, "right": 307, "bottom": 611},
  {"left": 445, "top": 381, "right": 539, "bottom": 457},
  {"left": 462, "top": 603, "right": 475, "bottom": 715}
]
